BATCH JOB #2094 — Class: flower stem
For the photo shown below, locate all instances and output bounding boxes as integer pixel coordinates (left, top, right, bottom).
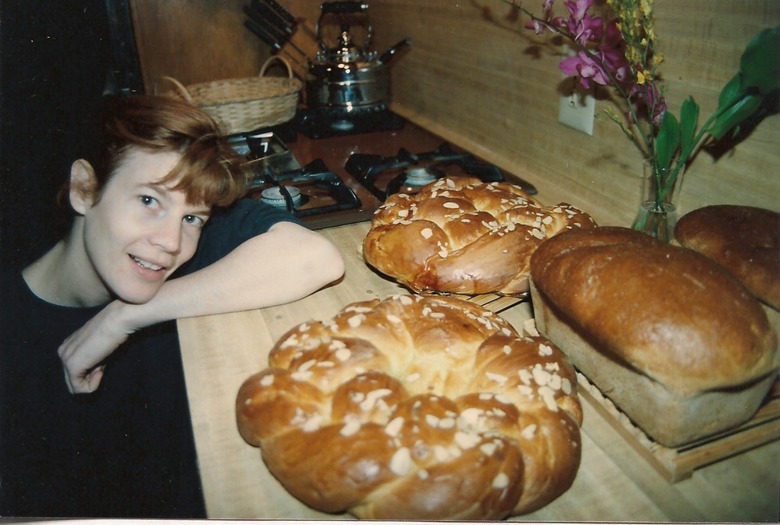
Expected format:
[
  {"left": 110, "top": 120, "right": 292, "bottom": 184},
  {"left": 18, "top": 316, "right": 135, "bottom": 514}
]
[
  {"left": 660, "top": 106, "right": 724, "bottom": 202},
  {"left": 507, "top": 1, "right": 655, "bottom": 158}
]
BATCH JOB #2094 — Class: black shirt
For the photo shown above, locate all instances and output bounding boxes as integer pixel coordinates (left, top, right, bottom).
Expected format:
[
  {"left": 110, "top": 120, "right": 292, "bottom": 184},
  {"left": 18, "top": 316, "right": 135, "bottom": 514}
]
[{"left": 0, "top": 199, "right": 300, "bottom": 517}]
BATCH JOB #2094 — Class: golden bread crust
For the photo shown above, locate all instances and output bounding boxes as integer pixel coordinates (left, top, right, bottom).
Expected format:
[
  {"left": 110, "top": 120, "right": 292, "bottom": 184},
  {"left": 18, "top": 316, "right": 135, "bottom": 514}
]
[
  {"left": 675, "top": 205, "right": 780, "bottom": 310},
  {"left": 362, "top": 176, "right": 595, "bottom": 295},
  {"left": 236, "top": 294, "right": 583, "bottom": 519},
  {"left": 529, "top": 227, "right": 777, "bottom": 395}
]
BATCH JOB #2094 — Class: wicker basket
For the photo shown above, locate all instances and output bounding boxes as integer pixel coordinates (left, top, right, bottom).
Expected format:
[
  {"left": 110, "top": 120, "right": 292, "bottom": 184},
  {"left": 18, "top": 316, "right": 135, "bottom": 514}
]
[{"left": 163, "top": 56, "right": 301, "bottom": 135}]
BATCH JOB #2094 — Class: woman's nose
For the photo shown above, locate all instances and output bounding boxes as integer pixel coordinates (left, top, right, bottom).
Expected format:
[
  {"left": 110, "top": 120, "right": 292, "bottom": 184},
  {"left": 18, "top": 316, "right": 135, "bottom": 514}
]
[{"left": 150, "top": 217, "right": 182, "bottom": 254}]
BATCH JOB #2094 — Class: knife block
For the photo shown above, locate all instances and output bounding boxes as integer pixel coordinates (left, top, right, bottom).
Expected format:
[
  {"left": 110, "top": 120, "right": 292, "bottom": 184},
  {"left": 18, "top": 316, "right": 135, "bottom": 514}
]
[{"left": 280, "top": 20, "right": 318, "bottom": 81}]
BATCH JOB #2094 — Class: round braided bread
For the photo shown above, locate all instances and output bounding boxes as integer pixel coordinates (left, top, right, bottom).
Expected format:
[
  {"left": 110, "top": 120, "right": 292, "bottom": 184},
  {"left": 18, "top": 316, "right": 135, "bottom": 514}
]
[
  {"left": 362, "top": 176, "right": 595, "bottom": 295},
  {"left": 236, "top": 294, "right": 582, "bottom": 519}
]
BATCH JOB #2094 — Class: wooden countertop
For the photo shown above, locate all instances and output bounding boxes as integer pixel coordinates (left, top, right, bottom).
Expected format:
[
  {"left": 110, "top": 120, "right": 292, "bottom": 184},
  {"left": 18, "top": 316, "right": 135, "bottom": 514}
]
[{"left": 177, "top": 221, "right": 779, "bottom": 521}]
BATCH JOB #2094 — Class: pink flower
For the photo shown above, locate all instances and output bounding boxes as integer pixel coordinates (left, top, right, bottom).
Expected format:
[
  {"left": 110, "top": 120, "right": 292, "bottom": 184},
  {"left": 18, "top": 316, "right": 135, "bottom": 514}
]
[
  {"left": 646, "top": 84, "right": 668, "bottom": 127},
  {"left": 525, "top": 0, "right": 634, "bottom": 93},
  {"left": 559, "top": 13, "right": 603, "bottom": 44},
  {"left": 629, "top": 82, "right": 667, "bottom": 127},
  {"left": 603, "top": 18, "right": 624, "bottom": 47},
  {"left": 601, "top": 46, "right": 630, "bottom": 83},
  {"left": 560, "top": 0, "right": 603, "bottom": 44},
  {"left": 599, "top": 20, "right": 630, "bottom": 82},
  {"left": 525, "top": 19, "right": 547, "bottom": 34},
  {"left": 542, "top": 0, "right": 554, "bottom": 18},
  {"left": 524, "top": 0, "right": 556, "bottom": 33},
  {"left": 560, "top": 50, "right": 611, "bottom": 87},
  {"left": 551, "top": 16, "right": 569, "bottom": 30},
  {"left": 577, "top": 14, "right": 604, "bottom": 43},
  {"left": 563, "top": 0, "right": 592, "bottom": 21}
]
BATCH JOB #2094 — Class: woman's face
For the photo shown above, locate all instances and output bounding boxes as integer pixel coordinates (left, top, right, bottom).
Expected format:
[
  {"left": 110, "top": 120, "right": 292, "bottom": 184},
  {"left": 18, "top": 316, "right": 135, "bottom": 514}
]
[{"left": 78, "top": 148, "right": 211, "bottom": 304}]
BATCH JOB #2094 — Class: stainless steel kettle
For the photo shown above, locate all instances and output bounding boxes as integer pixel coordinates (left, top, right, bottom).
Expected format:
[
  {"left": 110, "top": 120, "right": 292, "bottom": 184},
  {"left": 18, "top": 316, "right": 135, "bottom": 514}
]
[{"left": 306, "top": 1, "right": 410, "bottom": 112}]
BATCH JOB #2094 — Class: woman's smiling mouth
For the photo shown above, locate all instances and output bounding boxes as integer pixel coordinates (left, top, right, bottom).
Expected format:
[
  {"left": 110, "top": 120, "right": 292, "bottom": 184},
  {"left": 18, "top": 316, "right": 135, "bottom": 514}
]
[{"left": 130, "top": 255, "right": 165, "bottom": 272}]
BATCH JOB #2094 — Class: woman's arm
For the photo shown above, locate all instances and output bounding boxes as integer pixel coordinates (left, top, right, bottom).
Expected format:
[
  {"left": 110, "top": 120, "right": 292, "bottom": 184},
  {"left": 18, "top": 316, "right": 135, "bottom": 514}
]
[
  {"left": 125, "top": 221, "right": 344, "bottom": 323},
  {"left": 58, "top": 221, "right": 345, "bottom": 393}
]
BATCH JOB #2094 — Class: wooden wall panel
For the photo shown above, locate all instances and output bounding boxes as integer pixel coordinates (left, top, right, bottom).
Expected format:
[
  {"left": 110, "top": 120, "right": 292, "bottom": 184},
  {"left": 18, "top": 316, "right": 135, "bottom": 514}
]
[
  {"left": 130, "top": 0, "right": 274, "bottom": 93},
  {"left": 361, "top": 0, "right": 780, "bottom": 227},
  {"left": 132, "top": 0, "right": 779, "bottom": 228}
]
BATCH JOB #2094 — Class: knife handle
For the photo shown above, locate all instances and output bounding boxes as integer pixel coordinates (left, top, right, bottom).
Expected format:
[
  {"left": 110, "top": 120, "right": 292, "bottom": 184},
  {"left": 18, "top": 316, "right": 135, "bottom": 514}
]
[
  {"left": 264, "top": 0, "right": 296, "bottom": 25},
  {"left": 244, "top": 20, "right": 282, "bottom": 51},
  {"left": 320, "top": 1, "right": 368, "bottom": 15},
  {"left": 244, "top": 5, "right": 287, "bottom": 41},
  {"left": 252, "top": 0, "right": 293, "bottom": 35}
]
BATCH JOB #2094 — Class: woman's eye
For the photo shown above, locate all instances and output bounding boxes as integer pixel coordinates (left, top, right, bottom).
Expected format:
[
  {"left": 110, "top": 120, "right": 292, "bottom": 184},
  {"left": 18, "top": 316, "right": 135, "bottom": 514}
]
[
  {"left": 183, "top": 215, "right": 206, "bottom": 228},
  {"left": 140, "top": 195, "right": 159, "bottom": 208}
]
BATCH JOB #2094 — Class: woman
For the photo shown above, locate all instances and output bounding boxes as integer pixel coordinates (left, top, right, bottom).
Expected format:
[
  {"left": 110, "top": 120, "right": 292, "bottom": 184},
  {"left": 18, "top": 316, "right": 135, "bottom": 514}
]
[{"left": 0, "top": 95, "right": 344, "bottom": 517}]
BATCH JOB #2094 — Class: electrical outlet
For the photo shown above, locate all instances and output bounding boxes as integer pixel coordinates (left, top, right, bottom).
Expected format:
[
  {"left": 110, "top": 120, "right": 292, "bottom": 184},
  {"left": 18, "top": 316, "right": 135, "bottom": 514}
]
[
  {"left": 558, "top": 86, "right": 595, "bottom": 135},
  {"left": 557, "top": 45, "right": 595, "bottom": 135}
]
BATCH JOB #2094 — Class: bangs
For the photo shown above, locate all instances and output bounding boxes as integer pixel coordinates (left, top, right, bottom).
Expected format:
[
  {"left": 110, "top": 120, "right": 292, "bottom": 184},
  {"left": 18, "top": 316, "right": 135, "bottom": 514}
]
[
  {"left": 86, "top": 95, "right": 250, "bottom": 209},
  {"left": 159, "top": 134, "right": 248, "bottom": 207}
]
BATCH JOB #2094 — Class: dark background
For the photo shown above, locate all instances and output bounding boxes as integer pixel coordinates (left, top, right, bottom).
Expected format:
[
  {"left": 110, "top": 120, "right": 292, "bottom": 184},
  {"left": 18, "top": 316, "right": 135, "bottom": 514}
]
[{"left": 0, "top": 0, "right": 141, "bottom": 271}]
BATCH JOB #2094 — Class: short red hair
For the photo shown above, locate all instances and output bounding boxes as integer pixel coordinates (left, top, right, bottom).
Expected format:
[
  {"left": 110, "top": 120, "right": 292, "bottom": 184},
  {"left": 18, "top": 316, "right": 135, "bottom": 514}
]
[{"left": 84, "top": 94, "right": 247, "bottom": 207}]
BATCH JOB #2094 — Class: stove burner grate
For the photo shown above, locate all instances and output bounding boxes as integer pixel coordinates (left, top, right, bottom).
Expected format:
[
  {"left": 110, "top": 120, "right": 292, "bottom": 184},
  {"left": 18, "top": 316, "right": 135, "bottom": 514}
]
[
  {"left": 403, "top": 166, "right": 441, "bottom": 187},
  {"left": 260, "top": 185, "right": 303, "bottom": 209},
  {"left": 250, "top": 159, "right": 362, "bottom": 218},
  {"left": 345, "top": 142, "right": 534, "bottom": 201}
]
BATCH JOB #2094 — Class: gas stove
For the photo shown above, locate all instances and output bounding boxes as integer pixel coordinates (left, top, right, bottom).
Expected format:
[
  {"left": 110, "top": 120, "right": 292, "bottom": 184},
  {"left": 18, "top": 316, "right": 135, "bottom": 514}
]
[
  {"left": 230, "top": 130, "right": 362, "bottom": 223},
  {"left": 345, "top": 142, "right": 537, "bottom": 201},
  {"left": 230, "top": 114, "right": 537, "bottom": 230},
  {"left": 295, "top": 105, "right": 404, "bottom": 139}
]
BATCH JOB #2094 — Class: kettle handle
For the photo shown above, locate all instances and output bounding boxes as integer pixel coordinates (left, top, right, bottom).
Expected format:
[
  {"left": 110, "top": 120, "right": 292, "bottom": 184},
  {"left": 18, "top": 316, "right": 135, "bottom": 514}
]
[
  {"left": 316, "top": 1, "right": 371, "bottom": 51},
  {"left": 378, "top": 38, "right": 412, "bottom": 65}
]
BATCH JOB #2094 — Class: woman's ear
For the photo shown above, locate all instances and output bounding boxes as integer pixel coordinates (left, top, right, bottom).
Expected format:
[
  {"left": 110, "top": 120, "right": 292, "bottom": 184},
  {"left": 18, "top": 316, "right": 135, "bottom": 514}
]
[{"left": 69, "top": 159, "right": 97, "bottom": 214}]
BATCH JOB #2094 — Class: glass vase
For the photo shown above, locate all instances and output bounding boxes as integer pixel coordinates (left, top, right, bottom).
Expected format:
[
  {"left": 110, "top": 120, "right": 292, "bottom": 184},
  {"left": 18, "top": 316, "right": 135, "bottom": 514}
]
[{"left": 631, "top": 158, "right": 682, "bottom": 243}]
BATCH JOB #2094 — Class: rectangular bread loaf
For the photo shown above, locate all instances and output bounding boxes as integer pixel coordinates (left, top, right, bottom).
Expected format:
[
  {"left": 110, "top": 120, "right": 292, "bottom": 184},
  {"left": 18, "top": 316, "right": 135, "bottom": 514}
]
[
  {"left": 528, "top": 227, "right": 778, "bottom": 448},
  {"left": 531, "top": 279, "right": 777, "bottom": 447}
]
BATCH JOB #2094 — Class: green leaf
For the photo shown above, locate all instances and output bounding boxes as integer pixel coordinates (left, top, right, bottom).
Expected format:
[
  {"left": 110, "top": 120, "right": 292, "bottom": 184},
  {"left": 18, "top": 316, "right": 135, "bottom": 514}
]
[
  {"left": 739, "top": 26, "right": 780, "bottom": 95},
  {"left": 717, "top": 73, "right": 744, "bottom": 111},
  {"left": 655, "top": 111, "right": 680, "bottom": 173},
  {"left": 679, "top": 97, "right": 699, "bottom": 156},
  {"left": 708, "top": 94, "right": 763, "bottom": 140}
]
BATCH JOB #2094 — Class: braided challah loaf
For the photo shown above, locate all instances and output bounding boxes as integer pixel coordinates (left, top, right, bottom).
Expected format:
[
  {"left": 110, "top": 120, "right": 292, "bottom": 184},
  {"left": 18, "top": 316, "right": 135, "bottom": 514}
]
[
  {"left": 236, "top": 294, "right": 582, "bottom": 519},
  {"left": 362, "top": 176, "right": 595, "bottom": 295}
]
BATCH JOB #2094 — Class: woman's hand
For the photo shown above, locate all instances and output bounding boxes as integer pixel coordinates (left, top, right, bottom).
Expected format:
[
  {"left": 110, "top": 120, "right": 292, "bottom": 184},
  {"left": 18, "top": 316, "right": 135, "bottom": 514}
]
[{"left": 58, "top": 301, "right": 136, "bottom": 394}]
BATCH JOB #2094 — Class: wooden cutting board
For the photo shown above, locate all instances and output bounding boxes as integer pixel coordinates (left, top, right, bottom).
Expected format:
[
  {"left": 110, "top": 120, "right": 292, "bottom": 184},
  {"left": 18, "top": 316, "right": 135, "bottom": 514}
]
[
  {"left": 577, "top": 372, "right": 780, "bottom": 482},
  {"left": 177, "top": 221, "right": 780, "bottom": 520}
]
